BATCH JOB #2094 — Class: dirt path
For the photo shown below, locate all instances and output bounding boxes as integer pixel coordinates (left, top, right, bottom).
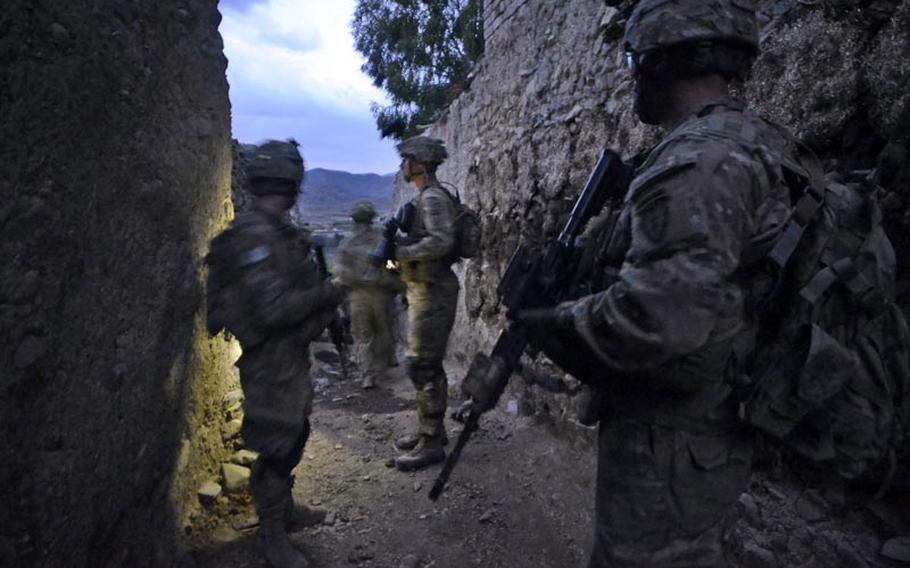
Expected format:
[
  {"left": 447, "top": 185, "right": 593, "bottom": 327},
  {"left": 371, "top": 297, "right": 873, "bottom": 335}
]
[
  {"left": 190, "top": 342, "right": 597, "bottom": 568},
  {"left": 187, "top": 341, "right": 910, "bottom": 568}
]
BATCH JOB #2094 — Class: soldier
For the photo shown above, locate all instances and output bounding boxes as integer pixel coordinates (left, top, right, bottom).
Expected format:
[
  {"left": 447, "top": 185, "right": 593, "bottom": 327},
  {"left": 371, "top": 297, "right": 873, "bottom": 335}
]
[
  {"left": 510, "top": 1, "right": 803, "bottom": 566},
  {"left": 391, "top": 136, "right": 460, "bottom": 471},
  {"left": 335, "top": 201, "right": 403, "bottom": 389},
  {"left": 206, "top": 140, "right": 343, "bottom": 568}
]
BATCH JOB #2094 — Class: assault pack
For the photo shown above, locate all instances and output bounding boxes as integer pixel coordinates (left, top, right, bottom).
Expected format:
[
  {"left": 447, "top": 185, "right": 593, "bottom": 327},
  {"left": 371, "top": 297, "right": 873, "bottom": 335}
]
[
  {"left": 439, "top": 183, "right": 481, "bottom": 260},
  {"left": 205, "top": 227, "right": 266, "bottom": 347},
  {"left": 741, "top": 140, "right": 910, "bottom": 486}
]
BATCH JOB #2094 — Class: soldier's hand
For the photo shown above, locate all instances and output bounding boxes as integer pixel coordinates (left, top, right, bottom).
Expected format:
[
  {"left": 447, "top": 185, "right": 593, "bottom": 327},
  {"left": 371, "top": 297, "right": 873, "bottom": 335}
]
[
  {"left": 321, "top": 279, "right": 345, "bottom": 306},
  {"left": 460, "top": 353, "right": 505, "bottom": 414},
  {"left": 514, "top": 304, "right": 598, "bottom": 382},
  {"left": 451, "top": 400, "right": 474, "bottom": 423}
]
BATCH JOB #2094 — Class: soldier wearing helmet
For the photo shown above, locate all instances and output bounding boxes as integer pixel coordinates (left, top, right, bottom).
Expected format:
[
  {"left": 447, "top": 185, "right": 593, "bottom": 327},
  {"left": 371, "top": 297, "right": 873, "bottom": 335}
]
[
  {"left": 511, "top": 1, "right": 803, "bottom": 565},
  {"left": 206, "top": 140, "right": 343, "bottom": 568},
  {"left": 388, "top": 135, "right": 460, "bottom": 471},
  {"left": 335, "top": 201, "right": 404, "bottom": 389}
]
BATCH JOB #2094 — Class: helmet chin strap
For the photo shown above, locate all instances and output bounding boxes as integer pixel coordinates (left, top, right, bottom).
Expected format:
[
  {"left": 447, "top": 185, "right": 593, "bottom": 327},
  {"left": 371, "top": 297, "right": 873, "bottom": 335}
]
[{"left": 403, "top": 159, "right": 428, "bottom": 184}]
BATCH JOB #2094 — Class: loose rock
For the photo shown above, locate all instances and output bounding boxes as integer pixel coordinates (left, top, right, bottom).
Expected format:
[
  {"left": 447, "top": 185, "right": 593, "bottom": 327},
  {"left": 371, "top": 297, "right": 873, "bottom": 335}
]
[
  {"left": 222, "top": 389, "right": 243, "bottom": 408},
  {"left": 221, "top": 463, "right": 251, "bottom": 493},
  {"left": 399, "top": 554, "right": 421, "bottom": 568},
  {"left": 742, "top": 541, "right": 777, "bottom": 568},
  {"left": 223, "top": 419, "right": 242, "bottom": 441},
  {"left": 197, "top": 480, "right": 222, "bottom": 506},
  {"left": 882, "top": 537, "right": 910, "bottom": 563},
  {"left": 211, "top": 525, "right": 241, "bottom": 544},
  {"left": 230, "top": 449, "right": 258, "bottom": 467}
]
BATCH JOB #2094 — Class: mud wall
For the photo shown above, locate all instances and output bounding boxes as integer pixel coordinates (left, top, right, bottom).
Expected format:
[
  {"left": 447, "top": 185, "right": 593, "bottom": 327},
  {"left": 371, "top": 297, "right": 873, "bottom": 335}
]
[
  {"left": 427, "top": 0, "right": 910, "bottom": 421},
  {"left": 0, "top": 1, "right": 234, "bottom": 566}
]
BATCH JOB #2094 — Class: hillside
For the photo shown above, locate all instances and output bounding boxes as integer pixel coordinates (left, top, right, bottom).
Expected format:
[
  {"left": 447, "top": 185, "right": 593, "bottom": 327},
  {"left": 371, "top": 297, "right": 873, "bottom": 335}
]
[{"left": 296, "top": 168, "right": 396, "bottom": 224}]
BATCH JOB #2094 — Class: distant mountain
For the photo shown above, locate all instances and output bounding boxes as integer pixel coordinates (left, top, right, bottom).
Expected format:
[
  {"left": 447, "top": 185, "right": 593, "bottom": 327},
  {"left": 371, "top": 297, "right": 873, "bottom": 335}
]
[{"left": 296, "top": 168, "right": 396, "bottom": 223}]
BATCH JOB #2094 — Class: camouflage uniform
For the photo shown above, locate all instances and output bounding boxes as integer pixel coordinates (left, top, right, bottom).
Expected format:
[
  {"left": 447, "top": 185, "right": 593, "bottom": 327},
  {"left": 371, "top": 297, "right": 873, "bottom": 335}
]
[
  {"left": 398, "top": 182, "right": 459, "bottom": 438},
  {"left": 529, "top": 2, "right": 801, "bottom": 566},
  {"left": 336, "top": 202, "right": 403, "bottom": 387},
  {"left": 390, "top": 136, "right": 460, "bottom": 469},
  {"left": 571, "top": 101, "right": 798, "bottom": 567},
  {"left": 207, "top": 140, "right": 339, "bottom": 568}
]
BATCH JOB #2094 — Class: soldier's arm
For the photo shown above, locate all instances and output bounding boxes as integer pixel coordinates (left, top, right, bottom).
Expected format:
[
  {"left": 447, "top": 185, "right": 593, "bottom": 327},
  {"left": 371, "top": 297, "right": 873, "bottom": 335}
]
[
  {"left": 565, "top": 151, "right": 761, "bottom": 374},
  {"left": 396, "top": 189, "right": 456, "bottom": 261},
  {"left": 333, "top": 243, "right": 356, "bottom": 288},
  {"left": 238, "top": 247, "right": 339, "bottom": 329}
]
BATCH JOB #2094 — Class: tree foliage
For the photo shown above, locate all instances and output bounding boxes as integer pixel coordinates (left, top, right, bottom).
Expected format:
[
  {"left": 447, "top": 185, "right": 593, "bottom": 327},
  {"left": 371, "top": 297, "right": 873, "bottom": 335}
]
[{"left": 352, "top": 0, "right": 484, "bottom": 140}]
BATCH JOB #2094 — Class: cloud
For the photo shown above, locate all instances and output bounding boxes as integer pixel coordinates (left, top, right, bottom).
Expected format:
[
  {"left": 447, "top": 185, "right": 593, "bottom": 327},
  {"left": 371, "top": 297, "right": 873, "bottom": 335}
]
[
  {"left": 220, "top": 0, "right": 397, "bottom": 173},
  {"left": 219, "top": 0, "right": 268, "bottom": 13}
]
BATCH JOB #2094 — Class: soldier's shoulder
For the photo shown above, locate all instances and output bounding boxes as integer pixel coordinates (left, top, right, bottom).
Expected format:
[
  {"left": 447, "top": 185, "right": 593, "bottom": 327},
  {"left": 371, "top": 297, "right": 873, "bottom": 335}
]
[
  {"left": 231, "top": 210, "right": 277, "bottom": 234},
  {"left": 637, "top": 109, "right": 787, "bottom": 191},
  {"left": 422, "top": 185, "right": 452, "bottom": 200}
]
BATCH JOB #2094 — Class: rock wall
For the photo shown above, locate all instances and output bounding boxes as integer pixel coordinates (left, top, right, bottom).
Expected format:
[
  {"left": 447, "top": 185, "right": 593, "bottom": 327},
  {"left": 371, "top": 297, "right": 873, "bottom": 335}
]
[
  {"left": 418, "top": 1, "right": 910, "bottom": 564},
  {"left": 0, "top": 2, "right": 234, "bottom": 566},
  {"left": 427, "top": 0, "right": 910, "bottom": 418}
]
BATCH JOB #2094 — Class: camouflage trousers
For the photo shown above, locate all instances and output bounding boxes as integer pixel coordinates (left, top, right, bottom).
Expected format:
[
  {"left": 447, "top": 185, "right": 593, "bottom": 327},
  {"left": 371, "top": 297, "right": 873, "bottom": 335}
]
[
  {"left": 236, "top": 334, "right": 314, "bottom": 460},
  {"left": 588, "top": 418, "right": 752, "bottom": 568},
  {"left": 405, "top": 274, "right": 458, "bottom": 438},
  {"left": 348, "top": 287, "right": 397, "bottom": 381}
]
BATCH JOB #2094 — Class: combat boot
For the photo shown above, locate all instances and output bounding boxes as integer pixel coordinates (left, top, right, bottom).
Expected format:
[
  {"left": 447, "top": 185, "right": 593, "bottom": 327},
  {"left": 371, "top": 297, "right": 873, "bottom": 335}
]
[
  {"left": 258, "top": 513, "right": 310, "bottom": 568},
  {"left": 394, "top": 435, "right": 445, "bottom": 471},
  {"left": 394, "top": 431, "right": 448, "bottom": 452},
  {"left": 284, "top": 476, "right": 327, "bottom": 530},
  {"left": 252, "top": 464, "right": 310, "bottom": 568}
]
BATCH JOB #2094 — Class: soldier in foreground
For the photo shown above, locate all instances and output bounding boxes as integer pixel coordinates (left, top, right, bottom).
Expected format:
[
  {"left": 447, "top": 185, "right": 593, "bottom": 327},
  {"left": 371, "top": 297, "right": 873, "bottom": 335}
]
[
  {"left": 335, "top": 201, "right": 404, "bottom": 389},
  {"left": 390, "top": 136, "right": 460, "bottom": 471},
  {"left": 206, "top": 140, "right": 343, "bottom": 568},
  {"left": 478, "top": 1, "right": 800, "bottom": 566}
]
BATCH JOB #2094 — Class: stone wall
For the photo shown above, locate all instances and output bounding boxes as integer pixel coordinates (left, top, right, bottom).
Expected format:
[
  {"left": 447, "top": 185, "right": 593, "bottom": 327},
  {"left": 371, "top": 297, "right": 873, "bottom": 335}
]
[
  {"left": 0, "top": 1, "right": 234, "bottom": 566},
  {"left": 427, "top": 0, "right": 910, "bottom": 421}
]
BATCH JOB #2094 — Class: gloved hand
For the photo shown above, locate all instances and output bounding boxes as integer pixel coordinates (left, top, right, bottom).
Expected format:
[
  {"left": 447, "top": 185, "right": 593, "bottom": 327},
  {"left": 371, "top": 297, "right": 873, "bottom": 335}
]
[
  {"left": 513, "top": 304, "right": 598, "bottom": 381},
  {"left": 460, "top": 353, "right": 506, "bottom": 414},
  {"left": 320, "top": 278, "right": 345, "bottom": 306}
]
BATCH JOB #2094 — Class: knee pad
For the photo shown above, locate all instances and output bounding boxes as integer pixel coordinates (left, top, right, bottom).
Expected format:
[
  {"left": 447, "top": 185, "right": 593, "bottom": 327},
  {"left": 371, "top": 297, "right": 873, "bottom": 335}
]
[{"left": 407, "top": 358, "right": 439, "bottom": 388}]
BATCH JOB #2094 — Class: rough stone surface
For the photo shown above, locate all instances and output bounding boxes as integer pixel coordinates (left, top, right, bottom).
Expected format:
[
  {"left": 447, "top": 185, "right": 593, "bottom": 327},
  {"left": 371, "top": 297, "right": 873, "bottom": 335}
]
[
  {"left": 414, "top": 1, "right": 910, "bottom": 566},
  {"left": 223, "top": 419, "right": 243, "bottom": 441},
  {"left": 0, "top": 2, "right": 234, "bottom": 567},
  {"left": 421, "top": 0, "right": 910, "bottom": 423}
]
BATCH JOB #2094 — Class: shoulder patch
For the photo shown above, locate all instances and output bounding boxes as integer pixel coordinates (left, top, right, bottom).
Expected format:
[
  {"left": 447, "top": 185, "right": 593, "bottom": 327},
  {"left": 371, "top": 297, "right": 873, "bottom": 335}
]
[
  {"left": 240, "top": 246, "right": 270, "bottom": 267},
  {"left": 630, "top": 151, "right": 702, "bottom": 195},
  {"left": 629, "top": 151, "right": 702, "bottom": 244}
]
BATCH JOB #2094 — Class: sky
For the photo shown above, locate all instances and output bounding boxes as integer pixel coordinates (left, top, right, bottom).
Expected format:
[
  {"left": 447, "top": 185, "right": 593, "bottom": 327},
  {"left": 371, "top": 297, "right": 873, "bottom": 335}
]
[{"left": 219, "top": 0, "right": 399, "bottom": 174}]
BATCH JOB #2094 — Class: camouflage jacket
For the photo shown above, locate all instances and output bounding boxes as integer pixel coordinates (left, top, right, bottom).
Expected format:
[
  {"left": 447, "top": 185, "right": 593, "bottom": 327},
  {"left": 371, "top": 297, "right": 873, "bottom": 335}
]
[
  {"left": 207, "top": 208, "right": 339, "bottom": 349},
  {"left": 336, "top": 224, "right": 404, "bottom": 292},
  {"left": 397, "top": 183, "right": 457, "bottom": 283},
  {"left": 567, "top": 100, "right": 799, "bottom": 430}
]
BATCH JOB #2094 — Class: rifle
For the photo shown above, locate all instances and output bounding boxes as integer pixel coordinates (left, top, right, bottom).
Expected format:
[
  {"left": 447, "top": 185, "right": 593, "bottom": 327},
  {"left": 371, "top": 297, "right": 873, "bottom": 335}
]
[
  {"left": 428, "top": 148, "right": 633, "bottom": 501},
  {"left": 313, "top": 244, "right": 352, "bottom": 380},
  {"left": 369, "top": 202, "right": 416, "bottom": 266}
]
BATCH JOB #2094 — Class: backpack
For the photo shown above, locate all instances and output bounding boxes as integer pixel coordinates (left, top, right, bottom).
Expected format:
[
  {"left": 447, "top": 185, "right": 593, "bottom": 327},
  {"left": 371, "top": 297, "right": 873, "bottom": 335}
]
[
  {"left": 439, "top": 183, "right": 481, "bottom": 259},
  {"left": 741, "top": 142, "right": 910, "bottom": 485},
  {"left": 204, "top": 229, "right": 266, "bottom": 347}
]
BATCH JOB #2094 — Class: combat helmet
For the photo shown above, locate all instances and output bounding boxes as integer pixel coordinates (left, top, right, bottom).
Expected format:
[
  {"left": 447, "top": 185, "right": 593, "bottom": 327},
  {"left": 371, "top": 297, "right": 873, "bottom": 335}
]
[
  {"left": 246, "top": 139, "right": 305, "bottom": 196},
  {"left": 350, "top": 201, "right": 377, "bottom": 223},
  {"left": 397, "top": 136, "right": 448, "bottom": 168},
  {"left": 625, "top": 0, "right": 758, "bottom": 80}
]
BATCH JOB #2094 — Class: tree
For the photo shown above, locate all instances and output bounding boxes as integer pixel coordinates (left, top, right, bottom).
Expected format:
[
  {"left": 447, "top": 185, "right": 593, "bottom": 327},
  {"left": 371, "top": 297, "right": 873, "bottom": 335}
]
[{"left": 352, "top": 0, "right": 484, "bottom": 140}]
